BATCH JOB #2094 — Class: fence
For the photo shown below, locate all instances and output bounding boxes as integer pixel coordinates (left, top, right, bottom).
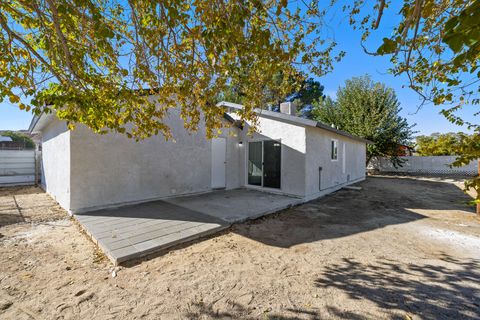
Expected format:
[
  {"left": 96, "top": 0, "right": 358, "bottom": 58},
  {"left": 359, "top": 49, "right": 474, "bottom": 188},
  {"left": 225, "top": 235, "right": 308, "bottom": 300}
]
[
  {"left": 0, "top": 141, "right": 28, "bottom": 150},
  {"left": 369, "top": 156, "right": 477, "bottom": 176},
  {"left": 0, "top": 150, "right": 38, "bottom": 186}
]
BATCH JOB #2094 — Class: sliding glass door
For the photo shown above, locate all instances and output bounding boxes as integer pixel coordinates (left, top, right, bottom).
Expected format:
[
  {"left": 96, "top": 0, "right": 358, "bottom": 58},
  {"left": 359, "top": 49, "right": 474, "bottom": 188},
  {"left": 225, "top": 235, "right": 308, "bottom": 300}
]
[
  {"left": 263, "top": 140, "right": 281, "bottom": 188},
  {"left": 248, "top": 141, "right": 262, "bottom": 186},
  {"left": 247, "top": 140, "right": 281, "bottom": 189}
]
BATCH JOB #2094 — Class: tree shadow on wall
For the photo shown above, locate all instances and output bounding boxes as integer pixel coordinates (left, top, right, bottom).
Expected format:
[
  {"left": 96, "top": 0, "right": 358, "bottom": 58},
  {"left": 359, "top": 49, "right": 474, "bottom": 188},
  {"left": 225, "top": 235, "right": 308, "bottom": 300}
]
[{"left": 315, "top": 253, "right": 480, "bottom": 320}]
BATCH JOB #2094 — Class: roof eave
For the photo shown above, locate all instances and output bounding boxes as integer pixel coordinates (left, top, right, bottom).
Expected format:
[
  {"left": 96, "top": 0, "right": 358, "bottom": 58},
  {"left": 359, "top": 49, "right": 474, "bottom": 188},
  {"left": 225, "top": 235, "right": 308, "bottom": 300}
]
[
  {"left": 314, "top": 122, "right": 373, "bottom": 144},
  {"left": 28, "top": 112, "right": 56, "bottom": 134},
  {"left": 28, "top": 114, "right": 41, "bottom": 133},
  {"left": 217, "top": 101, "right": 372, "bottom": 144}
]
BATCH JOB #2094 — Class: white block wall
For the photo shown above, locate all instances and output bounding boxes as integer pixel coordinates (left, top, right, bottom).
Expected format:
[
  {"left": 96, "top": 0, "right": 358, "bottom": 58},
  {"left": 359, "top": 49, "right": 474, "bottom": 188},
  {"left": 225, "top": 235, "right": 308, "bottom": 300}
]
[
  {"left": 0, "top": 150, "right": 35, "bottom": 185},
  {"left": 369, "top": 156, "right": 477, "bottom": 175}
]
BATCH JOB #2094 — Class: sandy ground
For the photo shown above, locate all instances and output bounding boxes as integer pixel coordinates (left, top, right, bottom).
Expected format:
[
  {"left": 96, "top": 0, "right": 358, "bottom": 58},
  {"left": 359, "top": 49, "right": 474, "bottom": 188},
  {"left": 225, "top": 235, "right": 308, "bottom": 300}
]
[{"left": 0, "top": 176, "right": 479, "bottom": 320}]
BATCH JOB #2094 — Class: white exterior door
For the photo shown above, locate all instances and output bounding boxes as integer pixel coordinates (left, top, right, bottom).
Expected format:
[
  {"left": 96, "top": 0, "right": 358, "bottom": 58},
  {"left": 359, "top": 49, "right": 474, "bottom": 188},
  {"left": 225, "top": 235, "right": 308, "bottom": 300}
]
[{"left": 211, "top": 138, "right": 226, "bottom": 188}]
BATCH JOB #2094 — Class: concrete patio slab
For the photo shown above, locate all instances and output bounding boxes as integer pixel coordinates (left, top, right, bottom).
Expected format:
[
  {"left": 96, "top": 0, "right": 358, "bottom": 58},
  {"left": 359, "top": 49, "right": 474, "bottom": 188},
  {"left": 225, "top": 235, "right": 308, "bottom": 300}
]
[
  {"left": 164, "top": 188, "right": 302, "bottom": 223},
  {"left": 76, "top": 201, "right": 228, "bottom": 264},
  {"left": 75, "top": 188, "right": 301, "bottom": 264}
]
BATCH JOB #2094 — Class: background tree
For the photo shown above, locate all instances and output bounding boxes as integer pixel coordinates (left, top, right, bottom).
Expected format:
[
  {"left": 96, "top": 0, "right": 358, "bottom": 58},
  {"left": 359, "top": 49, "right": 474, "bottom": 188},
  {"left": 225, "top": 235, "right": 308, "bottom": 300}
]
[
  {"left": 0, "top": 131, "right": 35, "bottom": 149},
  {"left": 288, "top": 78, "right": 325, "bottom": 117},
  {"left": 291, "top": 78, "right": 325, "bottom": 107},
  {"left": 0, "top": 0, "right": 341, "bottom": 139},
  {"left": 415, "top": 132, "right": 465, "bottom": 156},
  {"left": 216, "top": 74, "right": 325, "bottom": 117},
  {"left": 312, "top": 75, "right": 415, "bottom": 166}
]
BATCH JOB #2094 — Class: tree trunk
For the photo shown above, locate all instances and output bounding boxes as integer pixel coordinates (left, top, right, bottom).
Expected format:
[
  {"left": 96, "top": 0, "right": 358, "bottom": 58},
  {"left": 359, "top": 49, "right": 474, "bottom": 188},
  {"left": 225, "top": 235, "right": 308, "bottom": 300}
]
[
  {"left": 366, "top": 154, "right": 373, "bottom": 168},
  {"left": 477, "top": 159, "right": 479, "bottom": 216}
]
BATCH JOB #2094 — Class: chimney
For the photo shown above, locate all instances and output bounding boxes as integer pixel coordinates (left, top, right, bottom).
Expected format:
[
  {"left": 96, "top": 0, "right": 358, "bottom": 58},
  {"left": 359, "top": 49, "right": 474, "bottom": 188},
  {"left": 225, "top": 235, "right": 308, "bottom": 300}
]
[{"left": 279, "top": 101, "right": 297, "bottom": 116}]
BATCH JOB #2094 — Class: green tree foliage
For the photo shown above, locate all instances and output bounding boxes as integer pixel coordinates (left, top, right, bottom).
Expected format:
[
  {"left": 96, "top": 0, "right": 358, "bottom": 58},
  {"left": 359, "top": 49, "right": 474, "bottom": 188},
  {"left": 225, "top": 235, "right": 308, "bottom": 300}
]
[
  {"left": 0, "top": 131, "right": 35, "bottom": 149},
  {"left": 415, "top": 132, "right": 466, "bottom": 156},
  {"left": 216, "top": 71, "right": 292, "bottom": 108},
  {"left": 345, "top": 0, "right": 479, "bottom": 203},
  {"left": 451, "top": 134, "right": 480, "bottom": 202},
  {"left": 217, "top": 74, "right": 325, "bottom": 117},
  {"left": 0, "top": 0, "right": 342, "bottom": 139},
  {"left": 312, "top": 75, "right": 415, "bottom": 166},
  {"left": 289, "top": 78, "right": 325, "bottom": 117},
  {"left": 291, "top": 78, "right": 325, "bottom": 107},
  {"left": 346, "top": 0, "right": 479, "bottom": 128}
]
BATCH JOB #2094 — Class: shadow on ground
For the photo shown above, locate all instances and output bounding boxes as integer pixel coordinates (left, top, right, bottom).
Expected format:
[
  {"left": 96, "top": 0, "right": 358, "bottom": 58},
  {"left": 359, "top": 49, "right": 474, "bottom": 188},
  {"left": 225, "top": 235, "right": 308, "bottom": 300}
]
[
  {"left": 315, "top": 254, "right": 480, "bottom": 319},
  {"left": 0, "top": 212, "right": 24, "bottom": 227},
  {"left": 77, "top": 200, "right": 227, "bottom": 225},
  {"left": 183, "top": 253, "right": 480, "bottom": 320},
  {"left": 233, "top": 176, "right": 475, "bottom": 248},
  {"left": 0, "top": 186, "right": 64, "bottom": 228},
  {"left": 0, "top": 186, "right": 41, "bottom": 197},
  {"left": 185, "top": 301, "right": 322, "bottom": 320},
  {"left": 0, "top": 195, "right": 25, "bottom": 227}
]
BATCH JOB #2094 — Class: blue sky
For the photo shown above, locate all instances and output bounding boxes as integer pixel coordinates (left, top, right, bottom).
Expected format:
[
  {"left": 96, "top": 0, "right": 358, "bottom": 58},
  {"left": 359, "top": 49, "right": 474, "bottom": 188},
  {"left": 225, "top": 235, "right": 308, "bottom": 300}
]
[
  {"left": 0, "top": 3, "right": 475, "bottom": 136},
  {"left": 316, "top": 2, "right": 475, "bottom": 136}
]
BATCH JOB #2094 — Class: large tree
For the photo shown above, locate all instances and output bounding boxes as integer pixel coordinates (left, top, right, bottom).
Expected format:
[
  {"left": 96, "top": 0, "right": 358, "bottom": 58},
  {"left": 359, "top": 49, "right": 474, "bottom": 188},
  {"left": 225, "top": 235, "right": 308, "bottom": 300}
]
[
  {"left": 0, "top": 0, "right": 341, "bottom": 139},
  {"left": 312, "top": 75, "right": 415, "bottom": 166}
]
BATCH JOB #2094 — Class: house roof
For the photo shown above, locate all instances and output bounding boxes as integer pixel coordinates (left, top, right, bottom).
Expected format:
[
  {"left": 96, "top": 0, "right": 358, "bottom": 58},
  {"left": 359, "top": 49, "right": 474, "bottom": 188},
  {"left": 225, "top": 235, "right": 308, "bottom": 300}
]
[
  {"left": 28, "top": 112, "right": 55, "bottom": 133},
  {"left": 29, "top": 100, "right": 371, "bottom": 144},
  {"left": 217, "top": 101, "right": 372, "bottom": 144}
]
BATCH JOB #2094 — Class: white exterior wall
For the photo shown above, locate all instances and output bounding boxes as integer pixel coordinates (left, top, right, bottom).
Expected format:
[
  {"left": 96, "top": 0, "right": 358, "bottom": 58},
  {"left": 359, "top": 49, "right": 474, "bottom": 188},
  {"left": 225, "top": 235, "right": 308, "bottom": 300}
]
[
  {"left": 68, "top": 108, "right": 241, "bottom": 213},
  {"left": 236, "top": 115, "right": 307, "bottom": 197},
  {"left": 223, "top": 128, "right": 242, "bottom": 190},
  {"left": 37, "top": 104, "right": 367, "bottom": 212},
  {"left": 305, "top": 126, "right": 366, "bottom": 200},
  {"left": 40, "top": 118, "right": 71, "bottom": 210}
]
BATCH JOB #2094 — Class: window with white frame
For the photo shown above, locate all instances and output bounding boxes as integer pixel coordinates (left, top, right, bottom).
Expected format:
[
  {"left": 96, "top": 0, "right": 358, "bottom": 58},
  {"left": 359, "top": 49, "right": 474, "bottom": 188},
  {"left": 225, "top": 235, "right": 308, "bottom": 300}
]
[{"left": 331, "top": 139, "right": 338, "bottom": 160}]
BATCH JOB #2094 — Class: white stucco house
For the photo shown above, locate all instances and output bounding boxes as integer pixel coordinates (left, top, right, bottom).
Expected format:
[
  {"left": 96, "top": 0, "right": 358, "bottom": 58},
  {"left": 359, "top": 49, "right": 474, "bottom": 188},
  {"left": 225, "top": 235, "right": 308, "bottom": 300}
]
[{"left": 28, "top": 100, "right": 369, "bottom": 214}]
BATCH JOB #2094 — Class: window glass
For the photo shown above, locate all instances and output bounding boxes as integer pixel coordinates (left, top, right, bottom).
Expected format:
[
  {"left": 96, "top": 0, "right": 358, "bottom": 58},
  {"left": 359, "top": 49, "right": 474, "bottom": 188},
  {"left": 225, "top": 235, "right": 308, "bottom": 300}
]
[
  {"left": 331, "top": 140, "right": 338, "bottom": 160},
  {"left": 263, "top": 140, "right": 281, "bottom": 188},
  {"left": 248, "top": 141, "right": 262, "bottom": 186}
]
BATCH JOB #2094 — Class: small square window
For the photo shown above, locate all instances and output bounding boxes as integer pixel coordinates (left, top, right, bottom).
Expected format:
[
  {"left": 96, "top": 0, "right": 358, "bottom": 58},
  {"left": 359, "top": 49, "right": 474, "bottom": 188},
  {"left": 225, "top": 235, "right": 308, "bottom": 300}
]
[{"left": 331, "top": 140, "right": 338, "bottom": 160}]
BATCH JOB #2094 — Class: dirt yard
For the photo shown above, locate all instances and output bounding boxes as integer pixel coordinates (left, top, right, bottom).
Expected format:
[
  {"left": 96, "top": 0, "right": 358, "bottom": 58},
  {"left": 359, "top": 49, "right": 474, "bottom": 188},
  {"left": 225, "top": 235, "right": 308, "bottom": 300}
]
[{"left": 1, "top": 176, "right": 479, "bottom": 320}]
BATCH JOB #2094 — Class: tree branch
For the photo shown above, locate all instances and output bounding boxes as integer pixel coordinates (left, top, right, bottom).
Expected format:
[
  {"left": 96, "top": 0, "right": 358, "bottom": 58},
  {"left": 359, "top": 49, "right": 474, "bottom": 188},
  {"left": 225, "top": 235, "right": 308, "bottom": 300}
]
[
  {"left": 0, "top": 11, "right": 70, "bottom": 86},
  {"left": 44, "top": 0, "right": 83, "bottom": 84},
  {"left": 374, "top": 0, "right": 385, "bottom": 29}
]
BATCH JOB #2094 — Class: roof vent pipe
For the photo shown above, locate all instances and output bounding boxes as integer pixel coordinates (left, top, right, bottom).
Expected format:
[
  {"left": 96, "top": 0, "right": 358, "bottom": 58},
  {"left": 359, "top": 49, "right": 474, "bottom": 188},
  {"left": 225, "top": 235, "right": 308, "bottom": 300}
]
[{"left": 279, "top": 102, "right": 297, "bottom": 116}]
